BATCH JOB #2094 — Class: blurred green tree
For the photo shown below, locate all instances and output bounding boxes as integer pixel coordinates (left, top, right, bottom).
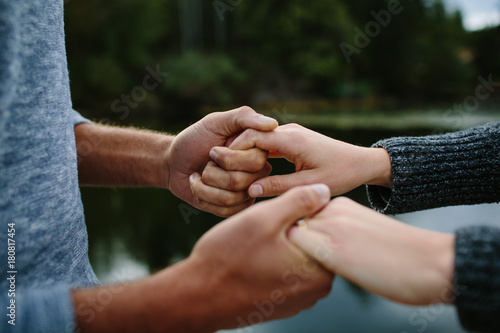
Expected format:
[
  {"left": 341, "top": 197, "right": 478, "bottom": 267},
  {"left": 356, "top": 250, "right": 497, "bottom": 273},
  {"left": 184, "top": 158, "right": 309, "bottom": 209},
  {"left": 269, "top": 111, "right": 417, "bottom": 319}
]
[{"left": 64, "top": 0, "right": 491, "bottom": 120}]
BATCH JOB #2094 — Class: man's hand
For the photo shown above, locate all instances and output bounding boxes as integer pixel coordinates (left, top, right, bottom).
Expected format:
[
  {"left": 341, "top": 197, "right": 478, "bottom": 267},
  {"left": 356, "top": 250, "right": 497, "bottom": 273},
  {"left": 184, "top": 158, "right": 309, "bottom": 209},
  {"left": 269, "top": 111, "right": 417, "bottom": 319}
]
[
  {"left": 188, "top": 150, "right": 272, "bottom": 217},
  {"left": 165, "top": 106, "right": 278, "bottom": 215},
  {"left": 72, "top": 184, "right": 335, "bottom": 333},
  {"left": 288, "top": 197, "right": 455, "bottom": 306},
  {"left": 76, "top": 106, "right": 277, "bottom": 215},
  {"left": 222, "top": 123, "right": 393, "bottom": 198}
]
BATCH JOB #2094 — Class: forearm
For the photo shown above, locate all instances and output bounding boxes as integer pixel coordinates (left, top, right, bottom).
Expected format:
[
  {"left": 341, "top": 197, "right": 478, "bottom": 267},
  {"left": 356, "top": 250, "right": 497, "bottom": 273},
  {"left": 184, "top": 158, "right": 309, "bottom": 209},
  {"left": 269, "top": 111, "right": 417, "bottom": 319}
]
[
  {"left": 72, "top": 257, "right": 235, "bottom": 333},
  {"left": 75, "top": 123, "right": 172, "bottom": 188}
]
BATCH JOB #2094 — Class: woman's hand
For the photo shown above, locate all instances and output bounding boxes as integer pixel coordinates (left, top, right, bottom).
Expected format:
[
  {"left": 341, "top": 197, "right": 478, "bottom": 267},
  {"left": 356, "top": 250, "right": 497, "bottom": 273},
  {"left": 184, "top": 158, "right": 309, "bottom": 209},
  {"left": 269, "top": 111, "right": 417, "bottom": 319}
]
[
  {"left": 288, "top": 197, "right": 455, "bottom": 306},
  {"left": 225, "top": 123, "right": 393, "bottom": 198}
]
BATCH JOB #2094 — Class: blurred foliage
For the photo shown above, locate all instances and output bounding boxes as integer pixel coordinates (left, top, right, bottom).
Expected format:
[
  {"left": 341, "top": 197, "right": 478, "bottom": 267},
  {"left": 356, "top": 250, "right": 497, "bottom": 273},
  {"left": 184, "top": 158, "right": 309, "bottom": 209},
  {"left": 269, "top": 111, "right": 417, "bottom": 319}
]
[
  {"left": 64, "top": 0, "right": 500, "bottom": 121},
  {"left": 162, "top": 52, "right": 247, "bottom": 110}
]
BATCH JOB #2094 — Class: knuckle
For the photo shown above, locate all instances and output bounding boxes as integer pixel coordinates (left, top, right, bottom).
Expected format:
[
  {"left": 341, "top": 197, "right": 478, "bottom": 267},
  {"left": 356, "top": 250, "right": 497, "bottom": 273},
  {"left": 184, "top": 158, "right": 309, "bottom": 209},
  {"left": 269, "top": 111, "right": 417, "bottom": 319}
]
[
  {"left": 326, "top": 197, "right": 353, "bottom": 216},
  {"left": 203, "top": 112, "right": 219, "bottom": 123},
  {"left": 246, "top": 156, "right": 264, "bottom": 172},
  {"left": 197, "top": 199, "right": 210, "bottom": 210},
  {"left": 241, "top": 128, "right": 258, "bottom": 142},
  {"left": 217, "top": 206, "right": 236, "bottom": 218},
  {"left": 219, "top": 192, "right": 240, "bottom": 206},
  {"left": 233, "top": 106, "right": 255, "bottom": 121},
  {"left": 189, "top": 182, "right": 201, "bottom": 197},
  {"left": 285, "top": 123, "right": 302, "bottom": 129},
  {"left": 262, "top": 162, "right": 272, "bottom": 175},
  {"left": 268, "top": 177, "right": 283, "bottom": 194},
  {"left": 229, "top": 173, "right": 246, "bottom": 191},
  {"left": 238, "top": 105, "right": 254, "bottom": 114},
  {"left": 217, "top": 154, "right": 234, "bottom": 170},
  {"left": 253, "top": 151, "right": 268, "bottom": 170},
  {"left": 330, "top": 196, "right": 352, "bottom": 208},
  {"left": 294, "top": 188, "right": 318, "bottom": 211},
  {"left": 201, "top": 164, "right": 215, "bottom": 181},
  {"left": 230, "top": 129, "right": 258, "bottom": 150},
  {"left": 279, "top": 124, "right": 306, "bottom": 144}
]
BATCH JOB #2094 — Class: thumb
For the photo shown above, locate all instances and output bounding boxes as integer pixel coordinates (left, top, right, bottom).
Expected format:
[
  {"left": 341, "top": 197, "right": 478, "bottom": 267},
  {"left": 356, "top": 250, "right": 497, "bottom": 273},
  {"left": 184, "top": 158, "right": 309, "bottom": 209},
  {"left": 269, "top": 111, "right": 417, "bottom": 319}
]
[
  {"left": 211, "top": 106, "right": 278, "bottom": 137},
  {"left": 248, "top": 170, "right": 324, "bottom": 198},
  {"left": 288, "top": 226, "right": 337, "bottom": 273},
  {"left": 254, "top": 184, "right": 330, "bottom": 230}
]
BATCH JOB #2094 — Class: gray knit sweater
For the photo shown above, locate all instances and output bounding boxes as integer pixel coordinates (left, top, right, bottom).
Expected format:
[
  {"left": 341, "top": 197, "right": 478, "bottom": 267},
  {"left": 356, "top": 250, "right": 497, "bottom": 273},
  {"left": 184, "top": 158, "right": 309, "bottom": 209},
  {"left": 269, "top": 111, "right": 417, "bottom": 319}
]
[{"left": 367, "top": 121, "right": 500, "bottom": 332}]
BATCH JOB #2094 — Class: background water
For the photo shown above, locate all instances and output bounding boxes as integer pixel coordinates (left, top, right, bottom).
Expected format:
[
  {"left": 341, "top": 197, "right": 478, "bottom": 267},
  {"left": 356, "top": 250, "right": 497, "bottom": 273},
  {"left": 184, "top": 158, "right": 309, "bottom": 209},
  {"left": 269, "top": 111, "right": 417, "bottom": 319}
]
[{"left": 81, "top": 116, "right": 500, "bottom": 333}]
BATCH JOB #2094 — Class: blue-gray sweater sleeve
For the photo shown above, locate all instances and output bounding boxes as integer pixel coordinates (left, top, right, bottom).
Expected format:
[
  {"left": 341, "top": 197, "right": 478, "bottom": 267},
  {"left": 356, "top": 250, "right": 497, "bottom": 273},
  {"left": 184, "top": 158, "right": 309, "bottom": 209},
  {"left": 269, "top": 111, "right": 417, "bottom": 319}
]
[
  {"left": 366, "top": 122, "right": 500, "bottom": 332},
  {"left": 1, "top": 285, "right": 76, "bottom": 333},
  {"left": 71, "top": 109, "right": 91, "bottom": 126}
]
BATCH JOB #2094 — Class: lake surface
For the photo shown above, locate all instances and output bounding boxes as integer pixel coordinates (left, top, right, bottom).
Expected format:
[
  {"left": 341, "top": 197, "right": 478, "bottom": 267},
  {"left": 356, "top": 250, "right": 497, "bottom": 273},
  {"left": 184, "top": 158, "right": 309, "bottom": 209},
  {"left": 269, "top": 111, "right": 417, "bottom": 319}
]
[{"left": 81, "top": 112, "right": 500, "bottom": 333}]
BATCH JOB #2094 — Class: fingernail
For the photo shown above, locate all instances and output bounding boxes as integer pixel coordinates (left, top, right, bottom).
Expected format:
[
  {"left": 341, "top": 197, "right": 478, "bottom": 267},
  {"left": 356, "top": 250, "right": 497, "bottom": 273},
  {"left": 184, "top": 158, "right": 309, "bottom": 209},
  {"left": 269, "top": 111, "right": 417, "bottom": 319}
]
[
  {"left": 312, "top": 184, "right": 330, "bottom": 201},
  {"left": 209, "top": 149, "right": 217, "bottom": 160},
  {"left": 189, "top": 173, "right": 196, "bottom": 182},
  {"left": 249, "top": 184, "right": 263, "bottom": 197},
  {"left": 257, "top": 115, "right": 276, "bottom": 123}
]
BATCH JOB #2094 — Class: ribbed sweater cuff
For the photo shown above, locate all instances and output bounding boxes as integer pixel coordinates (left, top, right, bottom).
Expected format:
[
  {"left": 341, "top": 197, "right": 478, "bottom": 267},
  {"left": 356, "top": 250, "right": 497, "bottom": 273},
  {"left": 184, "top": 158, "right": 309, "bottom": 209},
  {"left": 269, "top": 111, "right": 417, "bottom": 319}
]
[
  {"left": 367, "top": 122, "right": 500, "bottom": 214},
  {"left": 455, "top": 226, "right": 500, "bottom": 332}
]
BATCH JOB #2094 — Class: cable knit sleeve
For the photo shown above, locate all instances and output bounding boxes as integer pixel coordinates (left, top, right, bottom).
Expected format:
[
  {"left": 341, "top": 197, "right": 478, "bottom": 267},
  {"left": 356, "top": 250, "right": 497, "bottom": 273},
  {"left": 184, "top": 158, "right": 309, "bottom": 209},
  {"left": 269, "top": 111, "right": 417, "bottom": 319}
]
[{"left": 366, "top": 122, "right": 500, "bottom": 214}]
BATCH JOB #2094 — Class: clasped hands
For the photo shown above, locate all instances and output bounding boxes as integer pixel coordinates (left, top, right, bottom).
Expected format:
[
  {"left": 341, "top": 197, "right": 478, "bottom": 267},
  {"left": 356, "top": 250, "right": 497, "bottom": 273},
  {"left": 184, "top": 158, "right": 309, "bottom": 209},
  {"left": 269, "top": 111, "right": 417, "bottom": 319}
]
[{"left": 184, "top": 108, "right": 455, "bottom": 307}]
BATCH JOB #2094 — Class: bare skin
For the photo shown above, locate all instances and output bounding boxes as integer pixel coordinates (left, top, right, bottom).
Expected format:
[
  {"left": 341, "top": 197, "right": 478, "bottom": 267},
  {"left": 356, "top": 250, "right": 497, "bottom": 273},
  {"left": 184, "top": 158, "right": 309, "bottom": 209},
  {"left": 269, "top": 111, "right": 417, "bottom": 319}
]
[
  {"left": 289, "top": 197, "right": 455, "bottom": 306},
  {"left": 75, "top": 106, "right": 276, "bottom": 216},
  {"left": 190, "top": 123, "right": 392, "bottom": 205},
  {"left": 193, "top": 122, "right": 456, "bottom": 306},
  {"left": 72, "top": 185, "right": 334, "bottom": 333},
  {"left": 72, "top": 108, "right": 334, "bottom": 332}
]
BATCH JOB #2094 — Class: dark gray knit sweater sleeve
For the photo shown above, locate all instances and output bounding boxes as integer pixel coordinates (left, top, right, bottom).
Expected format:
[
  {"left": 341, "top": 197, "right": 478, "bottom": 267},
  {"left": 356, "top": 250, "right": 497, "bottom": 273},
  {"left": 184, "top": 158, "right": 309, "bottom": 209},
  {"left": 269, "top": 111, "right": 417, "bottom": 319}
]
[
  {"left": 366, "top": 122, "right": 500, "bottom": 332},
  {"left": 366, "top": 122, "right": 500, "bottom": 214},
  {"left": 454, "top": 226, "right": 500, "bottom": 332}
]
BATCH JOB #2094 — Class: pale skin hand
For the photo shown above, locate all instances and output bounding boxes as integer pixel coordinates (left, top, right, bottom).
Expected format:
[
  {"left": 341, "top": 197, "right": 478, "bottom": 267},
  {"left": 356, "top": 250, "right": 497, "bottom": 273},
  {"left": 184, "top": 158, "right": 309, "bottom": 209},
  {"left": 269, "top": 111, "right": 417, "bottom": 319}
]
[
  {"left": 75, "top": 106, "right": 278, "bottom": 215},
  {"left": 288, "top": 197, "right": 455, "bottom": 306},
  {"left": 72, "top": 185, "right": 334, "bottom": 333},
  {"left": 193, "top": 123, "right": 393, "bottom": 200}
]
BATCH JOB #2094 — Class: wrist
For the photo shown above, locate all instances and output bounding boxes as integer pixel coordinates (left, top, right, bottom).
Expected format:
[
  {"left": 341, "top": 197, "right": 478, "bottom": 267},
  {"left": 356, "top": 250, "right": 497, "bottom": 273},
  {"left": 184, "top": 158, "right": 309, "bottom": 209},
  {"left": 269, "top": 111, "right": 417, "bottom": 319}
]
[
  {"left": 432, "top": 233, "right": 456, "bottom": 304},
  {"left": 408, "top": 230, "right": 455, "bottom": 305},
  {"left": 149, "top": 255, "right": 242, "bottom": 332},
  {"left": 364, "top": 148, "right": 393, "bottom": 188},
  {"left": 156, "top": 135, "right": 173, "bottom": 190}
]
